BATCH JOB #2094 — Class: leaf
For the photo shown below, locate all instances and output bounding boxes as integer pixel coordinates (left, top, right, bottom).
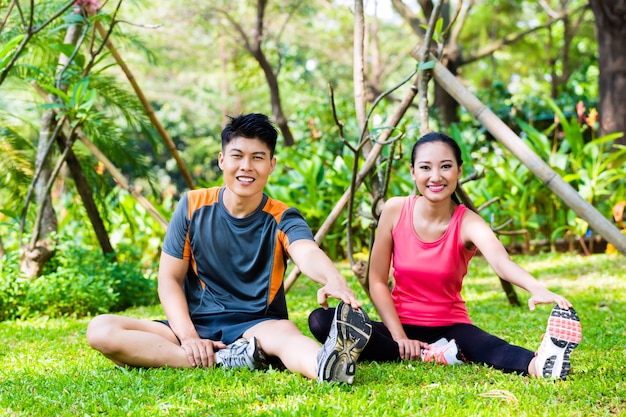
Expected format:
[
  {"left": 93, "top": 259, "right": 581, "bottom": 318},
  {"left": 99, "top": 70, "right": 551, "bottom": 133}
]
[
  {"left": 546, "top": 98, "right": 585, "bottom": 156},
  {"left": 433, "top": 17, "right": 444, "bottom": 42},
  {"left": 0, "top": 34, "right": 26, "bottom": 61},
  {"left": 40, "top": 103, "right": 66, "bottom": 110},
  {"left": 39, "top": 84, "right": 70, "bottom": 105},
  {"left": 478, "top": 389, "right": 518, "bottom": 403},
  {"left": 72, "top": 77, "right": 91, "bottom": 108},
  {"left": 63, "top": 14, "right": 86, "bottom": 25},
  {"left": 54, "top": 43, "right": 80, "bottom": 59},
  {"left": 79, "top": 89, "right": 98, "bottom": 112},
  {"left": 418, "top": 60, "right": 435, "bottom": 70}
]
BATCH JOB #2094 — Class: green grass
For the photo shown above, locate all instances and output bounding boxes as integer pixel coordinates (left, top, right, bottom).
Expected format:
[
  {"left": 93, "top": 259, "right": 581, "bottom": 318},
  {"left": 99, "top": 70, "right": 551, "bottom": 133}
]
[{"left": 1, "top": 252, "right": 624, "bottom": 416}]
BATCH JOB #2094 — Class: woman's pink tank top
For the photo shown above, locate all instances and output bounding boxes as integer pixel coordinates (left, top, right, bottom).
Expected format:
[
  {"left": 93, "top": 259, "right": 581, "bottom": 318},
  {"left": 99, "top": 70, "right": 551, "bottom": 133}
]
[{"left": 390, "top": 195, "right": 476, "bottom": 326}]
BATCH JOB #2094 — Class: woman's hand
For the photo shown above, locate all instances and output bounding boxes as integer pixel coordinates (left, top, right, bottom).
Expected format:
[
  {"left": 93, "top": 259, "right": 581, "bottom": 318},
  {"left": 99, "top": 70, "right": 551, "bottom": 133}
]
[
  {"left": 527, "top": 286, "right": 573, "bottom": 311},
  {"left": 396, "top": 338, "right": 429, "bottom": 361}
]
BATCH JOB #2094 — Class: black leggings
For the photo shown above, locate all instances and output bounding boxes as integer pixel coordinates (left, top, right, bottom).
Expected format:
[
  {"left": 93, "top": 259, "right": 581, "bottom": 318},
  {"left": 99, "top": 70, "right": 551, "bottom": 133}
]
[{"left": 308, "top": 307, "right": 535, "bottom": 375}]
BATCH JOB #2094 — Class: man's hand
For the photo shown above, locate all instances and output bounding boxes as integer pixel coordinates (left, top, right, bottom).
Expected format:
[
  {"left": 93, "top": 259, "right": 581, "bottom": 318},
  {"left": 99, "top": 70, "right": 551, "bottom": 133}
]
[
  {"left": 317, "top": 281, "right": 362, "bottom": 309},
  {"left": 180, "top": 337, "right": 227, "bottom": 367},
  {"left": 288, "top": 240, "right": 364, "bottom": 309}
]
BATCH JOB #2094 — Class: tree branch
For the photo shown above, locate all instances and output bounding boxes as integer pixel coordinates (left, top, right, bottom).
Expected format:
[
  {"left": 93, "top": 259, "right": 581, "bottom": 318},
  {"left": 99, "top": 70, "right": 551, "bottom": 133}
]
[
  {"left": 460, "top": 4, "right": 588, "bottom": 66},
  {"left": 0, "top": 0, "right": 16, "bottom": 34},
  {"left": 285, "top": 73, "right": 420, "bottom": 291},
  {"left": 390, "top": 0, "right": 425, "bottom": 36},
  {"left": 417, "top": 0, "right": 443, "bottom": 135},
  {"left": 0, "top": 0, "right": 75, "bottom": 86},
  {"left": 213, "top": 8, "right": 253, "bottom": 53}
]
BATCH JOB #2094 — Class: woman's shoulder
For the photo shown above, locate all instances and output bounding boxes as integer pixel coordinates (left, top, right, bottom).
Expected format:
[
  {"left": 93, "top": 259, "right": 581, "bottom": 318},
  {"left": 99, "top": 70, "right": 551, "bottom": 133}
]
[
  {"left": 385, "top": 196, "right": 410, "bottom": 208},
  {"left": 379, "top": 196, "right": 410, "bottom": 227},
  {"left": 459, "top": 205, "right": 491, "bottom": 234}
]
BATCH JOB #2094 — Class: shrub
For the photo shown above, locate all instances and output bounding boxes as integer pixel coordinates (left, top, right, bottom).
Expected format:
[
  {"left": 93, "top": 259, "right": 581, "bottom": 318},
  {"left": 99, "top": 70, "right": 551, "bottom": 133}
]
[
  {"left": 0, "top": 242, "right": 158, "bottom": 321},
  {"left": 0, "top": 252, "right": 22, "bottom": 322}
]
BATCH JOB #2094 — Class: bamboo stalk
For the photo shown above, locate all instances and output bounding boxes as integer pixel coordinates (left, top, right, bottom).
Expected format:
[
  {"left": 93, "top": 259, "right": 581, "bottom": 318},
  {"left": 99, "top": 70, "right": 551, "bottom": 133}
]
[
  {"left": 94, "top": 21, "right": 195, "bottom": 190},
  {"left": 31, "top": 81, "right": 169, "bottom": 230},
  {"left": 75, "top": 131, "right": 169, "bottom": 229},
  {"left": 430, "top": 59, "right": 626, "bottom": 257},
  {"left": 284, "top": 78, "right": 420, "bottom": 291}
]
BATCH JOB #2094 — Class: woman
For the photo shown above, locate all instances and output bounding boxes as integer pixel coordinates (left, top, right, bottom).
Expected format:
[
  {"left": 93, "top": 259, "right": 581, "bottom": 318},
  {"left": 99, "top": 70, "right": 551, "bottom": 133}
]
[{"left": 309, "top": 132, "right": 582, "bottom": 379}]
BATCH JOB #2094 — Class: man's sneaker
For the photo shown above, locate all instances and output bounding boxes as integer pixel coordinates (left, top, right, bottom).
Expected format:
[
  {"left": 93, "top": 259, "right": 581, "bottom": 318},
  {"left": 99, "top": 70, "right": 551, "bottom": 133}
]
[
  {"left": 317, "top": 301, "right": 372, "bottom": 384},
  {"left": 421, "top": 338, "right": 465, "bottom": 365},
  {"left": 215, "top": 337, "right": 268, "bottom": 370},
  {"left": 534, "top": 305, "right": 582, "bottom": 379}
]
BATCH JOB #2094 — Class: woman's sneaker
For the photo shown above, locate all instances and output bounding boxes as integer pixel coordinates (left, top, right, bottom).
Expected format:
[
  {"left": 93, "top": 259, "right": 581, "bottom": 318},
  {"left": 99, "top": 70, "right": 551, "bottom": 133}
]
[
  {"left": 421, "top": 338, "right": 465, "bottom": 365},
  {"left": 215, "top": 337, "right": 268, "bottom": 370},
  {"left": 317, "top": 301, "right": 373, "bottom": 384},
  {"left": 534, "top": 305, "right": 582, "bottom": 379}
]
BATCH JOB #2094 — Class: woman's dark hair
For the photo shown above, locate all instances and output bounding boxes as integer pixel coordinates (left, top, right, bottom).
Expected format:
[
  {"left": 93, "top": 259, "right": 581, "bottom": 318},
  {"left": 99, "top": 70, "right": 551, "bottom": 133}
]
[
  {"left": 410, "top": 132, "right": 463, "bottom": 204},
  {"left": 221, "top": 113, "right": 278, "bottom": 156}
]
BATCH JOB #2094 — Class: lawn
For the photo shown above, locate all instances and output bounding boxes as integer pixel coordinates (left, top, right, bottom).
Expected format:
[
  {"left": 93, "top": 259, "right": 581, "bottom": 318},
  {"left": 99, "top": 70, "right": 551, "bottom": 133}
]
[{"left": 0, "top": 252, "right": 624, "bottom": 416}]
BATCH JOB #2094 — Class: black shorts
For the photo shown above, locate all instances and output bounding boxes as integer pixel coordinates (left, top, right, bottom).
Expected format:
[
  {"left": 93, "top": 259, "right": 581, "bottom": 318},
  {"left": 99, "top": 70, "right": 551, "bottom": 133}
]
[{"left": 157, "top": 312, "right": 283, "bottom": 345}]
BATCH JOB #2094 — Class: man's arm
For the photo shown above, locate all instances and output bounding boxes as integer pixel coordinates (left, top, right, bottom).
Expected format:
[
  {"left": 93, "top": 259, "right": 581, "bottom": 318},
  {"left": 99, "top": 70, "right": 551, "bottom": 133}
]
[
  {"left": 287, "top": 239, "right": 361, "bottom": 309},
  {"left": 158, "top": 252, "right": 226, "bottom": 366}
]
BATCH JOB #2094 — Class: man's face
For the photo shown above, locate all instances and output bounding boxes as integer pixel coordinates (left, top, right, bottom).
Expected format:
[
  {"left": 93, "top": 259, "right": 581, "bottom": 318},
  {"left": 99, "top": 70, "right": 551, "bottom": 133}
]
[{"left": 218, "top": 136, "right": 276, "bottom": 198}]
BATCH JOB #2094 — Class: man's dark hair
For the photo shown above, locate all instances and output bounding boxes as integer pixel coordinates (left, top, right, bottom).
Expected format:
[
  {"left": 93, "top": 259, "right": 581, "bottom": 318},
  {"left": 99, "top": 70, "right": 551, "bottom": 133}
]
[{"left": 221, "top": 113, "right": 279, "bottom": 156}]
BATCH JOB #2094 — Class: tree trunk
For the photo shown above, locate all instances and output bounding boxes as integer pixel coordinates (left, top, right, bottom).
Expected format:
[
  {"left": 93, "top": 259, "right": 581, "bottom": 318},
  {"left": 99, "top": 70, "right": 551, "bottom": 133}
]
[
  {"left": 20, "top": 5, "right": 81, "bottom": 277},
  {"left": 55, "top": 134, "right": 115, "bottom": 258},
  {"left": 589, "top": 0, "right": 626, "bottom": 146},
  {"left": 253, "top": 49, "right": 295, "bottom": 147},
  {"left": 251, "top": 0, "right": 294, "bottom": 147},
  {"left": 217, "top": 1, "right": 296, "bottom": 146},
  {"left": 20, "top": 111, "right": 58, "bottom": 278}
]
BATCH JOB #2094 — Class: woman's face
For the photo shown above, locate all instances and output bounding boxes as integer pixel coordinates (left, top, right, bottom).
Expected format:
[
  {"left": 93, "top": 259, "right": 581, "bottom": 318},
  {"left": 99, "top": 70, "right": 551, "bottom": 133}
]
[{"left": 410, "top": 141, "right": 462, "bottom": 202}]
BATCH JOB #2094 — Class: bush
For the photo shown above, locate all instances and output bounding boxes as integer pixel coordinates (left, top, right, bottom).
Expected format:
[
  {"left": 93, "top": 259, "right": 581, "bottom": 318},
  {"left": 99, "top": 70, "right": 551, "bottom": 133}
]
[
  {"left": 0, "top": 252, "right": 22, "bottom": 322},
  {"left": 0, "top": 243, "right": 158, "bottom": 321}
]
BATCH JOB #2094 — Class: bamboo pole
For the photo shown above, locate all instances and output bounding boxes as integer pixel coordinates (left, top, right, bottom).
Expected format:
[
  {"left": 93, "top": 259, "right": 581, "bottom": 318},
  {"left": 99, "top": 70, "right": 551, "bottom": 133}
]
[
  {"left": 31, "top": 82, "right": 169, "bottom": 230},
  {"left": 76, "top": 131, "right": 169, "bottom": 229},
  {"left": 284, "top": 79, "right": 420, "bottom": 291},
  {"left": 430, "top": 59, "right": 626, "bottom": 256},
  {"left": 94, "top": 22, "right": 195, "bottom": 190}
]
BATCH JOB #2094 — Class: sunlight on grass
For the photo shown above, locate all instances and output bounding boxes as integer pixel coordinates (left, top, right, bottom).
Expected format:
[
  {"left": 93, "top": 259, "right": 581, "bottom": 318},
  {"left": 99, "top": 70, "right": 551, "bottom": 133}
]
[{"left": 0, "top": 252, "right": 624, "bottom": 416}]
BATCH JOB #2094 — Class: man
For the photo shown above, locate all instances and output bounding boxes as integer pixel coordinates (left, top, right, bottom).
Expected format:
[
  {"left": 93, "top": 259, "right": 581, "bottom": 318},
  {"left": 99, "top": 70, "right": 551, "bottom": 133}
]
[{"left": 87, "top": 113, "right": 372, "bottom": 384}]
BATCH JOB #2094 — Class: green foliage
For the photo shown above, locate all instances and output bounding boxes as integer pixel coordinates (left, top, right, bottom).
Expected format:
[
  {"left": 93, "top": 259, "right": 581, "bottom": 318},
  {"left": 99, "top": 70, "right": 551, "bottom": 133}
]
[
  {"left": 0, "top": 0, "right": 164, "bottom": 216},
  {"left": 450, "top": 89, "right": 625, "bottom": 248},
  {"left": 514, "top": 100, "right": 626, "bottom": 241},
  {"left": 0, "top": 252, "right": 21, "bottom": 322},
  {"left": 0, "top": 237, "right": 158, "bottom": 321},
  {"left": 0, "top": 0, "right": 615, "bottom": 282},
  {"left": 266, "top": 138, "right": 373, "bottom": 259}
]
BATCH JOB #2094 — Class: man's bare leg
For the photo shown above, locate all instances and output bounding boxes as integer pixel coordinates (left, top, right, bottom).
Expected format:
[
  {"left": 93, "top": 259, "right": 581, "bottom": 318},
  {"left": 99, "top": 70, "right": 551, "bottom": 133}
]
[
  {"left": 86, "top": 314, "right": 192, "bottom": 368},
  {"left": 244, "top": 319, "right": 319, "bottom": 379}
]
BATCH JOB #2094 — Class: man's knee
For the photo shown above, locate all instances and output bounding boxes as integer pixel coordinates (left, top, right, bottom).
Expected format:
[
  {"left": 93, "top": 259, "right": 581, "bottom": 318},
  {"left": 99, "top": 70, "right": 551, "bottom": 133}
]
[{"left": 86, "top": 314, "right": 120, "bottom": 353}]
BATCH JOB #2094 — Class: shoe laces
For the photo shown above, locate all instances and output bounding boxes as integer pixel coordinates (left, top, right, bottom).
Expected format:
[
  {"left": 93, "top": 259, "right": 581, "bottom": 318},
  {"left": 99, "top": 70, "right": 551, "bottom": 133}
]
[
  {"left": 423, "top": 343, "right": 453, "bottom": 364},
  {"left": 217, "top": 339, "right": 253, "bottom": 369}
]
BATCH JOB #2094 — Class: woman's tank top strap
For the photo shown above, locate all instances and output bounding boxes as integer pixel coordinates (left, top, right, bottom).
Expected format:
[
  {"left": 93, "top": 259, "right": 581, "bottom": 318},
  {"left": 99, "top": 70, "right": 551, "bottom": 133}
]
[{"left": 397, "top": 195, "right": 418, "bottom": 232}]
